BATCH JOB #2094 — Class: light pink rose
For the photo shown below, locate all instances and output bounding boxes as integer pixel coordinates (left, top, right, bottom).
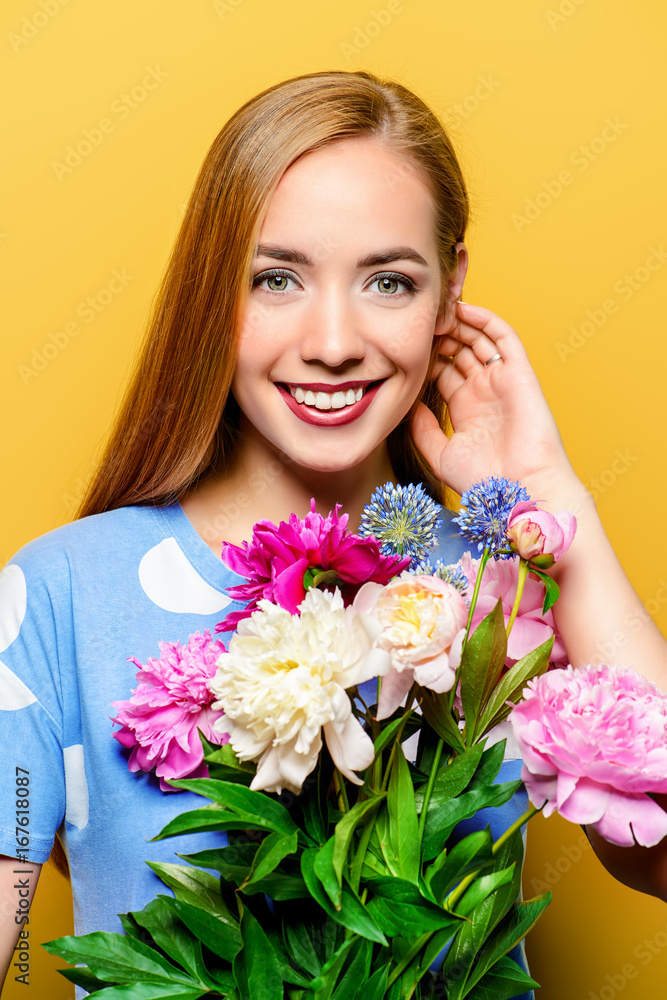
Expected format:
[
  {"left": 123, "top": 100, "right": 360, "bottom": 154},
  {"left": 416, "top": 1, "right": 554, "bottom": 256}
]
[
  {"left": 506, "top": 501, "right": 576, "bottom": 568},
  {"left": 460, "top": 551, "right": 567, "bottom": 667},
  {"left": 509, "top": 664, "right": 667, "bottom": 846},
  {"left": 112, "top": 631, "right": 229, "bottom": 791},
  {"left": 357, "top": 575, "right": 468, "bottom": 720}
]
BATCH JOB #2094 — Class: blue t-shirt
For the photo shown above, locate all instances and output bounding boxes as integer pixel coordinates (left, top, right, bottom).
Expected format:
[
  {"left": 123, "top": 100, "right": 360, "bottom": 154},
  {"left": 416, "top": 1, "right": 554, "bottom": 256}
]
[{"left": 0, "top": 503, "right": 532, "bottom": 997}]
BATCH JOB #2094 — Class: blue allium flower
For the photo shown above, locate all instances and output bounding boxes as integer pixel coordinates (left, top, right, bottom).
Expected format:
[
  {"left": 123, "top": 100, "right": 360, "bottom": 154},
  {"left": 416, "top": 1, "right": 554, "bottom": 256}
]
[
  {"left": 453, "top": 477, "right": 530, "bottom": 558},
  {"left": 409, "top": 558, "right": 469, "bottom": 593},
  {"left": 358, "top": 482, "right": 442, "bottom": 561}
]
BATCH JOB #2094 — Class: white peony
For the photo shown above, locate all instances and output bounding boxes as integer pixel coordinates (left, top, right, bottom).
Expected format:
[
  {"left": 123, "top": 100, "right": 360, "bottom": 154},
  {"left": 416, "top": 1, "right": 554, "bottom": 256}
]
[{"left": 210, "top": 587, "right": 390, "bottom": 794}]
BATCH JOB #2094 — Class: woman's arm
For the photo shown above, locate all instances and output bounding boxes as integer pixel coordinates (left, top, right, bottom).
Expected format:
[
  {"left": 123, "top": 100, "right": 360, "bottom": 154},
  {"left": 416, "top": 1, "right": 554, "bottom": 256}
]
[
  {"left": 0, "top": 855, "right": 41, "bottom": 988},
  {"left": 412, "top": 299, "right": 667, "bottom": 895}
]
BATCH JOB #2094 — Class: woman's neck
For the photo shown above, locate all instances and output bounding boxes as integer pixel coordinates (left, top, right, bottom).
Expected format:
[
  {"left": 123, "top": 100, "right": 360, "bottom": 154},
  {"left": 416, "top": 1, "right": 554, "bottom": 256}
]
[{"left": 180, "top": 437, "right": 397, "bottom": 554}]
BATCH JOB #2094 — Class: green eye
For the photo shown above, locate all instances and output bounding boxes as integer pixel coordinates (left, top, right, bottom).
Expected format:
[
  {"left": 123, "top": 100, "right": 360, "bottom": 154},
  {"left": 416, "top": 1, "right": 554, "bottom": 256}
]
[
  {"left": 377, "top": 277, "right": 400, "bottom": 294},
  {"left": 267, "top": 274, "right": 290, "bottom": 292}
]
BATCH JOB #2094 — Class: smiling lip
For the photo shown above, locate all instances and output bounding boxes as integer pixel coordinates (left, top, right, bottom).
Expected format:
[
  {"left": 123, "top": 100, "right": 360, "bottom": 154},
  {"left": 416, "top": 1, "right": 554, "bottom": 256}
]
[
  {"left": 284, "top": 380, "right": 378, "bottom": 392},
  {"left": 276, "top": 379, "right": 386, "bottom": 427}
]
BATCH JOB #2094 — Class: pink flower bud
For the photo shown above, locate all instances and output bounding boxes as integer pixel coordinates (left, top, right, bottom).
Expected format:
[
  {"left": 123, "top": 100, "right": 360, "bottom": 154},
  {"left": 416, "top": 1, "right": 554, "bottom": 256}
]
[{"left": 506, "top": 501, "right": 576, "bottom": 567}]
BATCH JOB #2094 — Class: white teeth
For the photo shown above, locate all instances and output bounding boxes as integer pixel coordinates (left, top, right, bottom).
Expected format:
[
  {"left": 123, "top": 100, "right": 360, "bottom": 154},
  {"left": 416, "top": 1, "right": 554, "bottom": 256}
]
[
  {"left": 314, "top": 392, "right": 332, "bottom": 410},
  {"left": 286, "top": 384, "right": 367, "bottom": 410}
]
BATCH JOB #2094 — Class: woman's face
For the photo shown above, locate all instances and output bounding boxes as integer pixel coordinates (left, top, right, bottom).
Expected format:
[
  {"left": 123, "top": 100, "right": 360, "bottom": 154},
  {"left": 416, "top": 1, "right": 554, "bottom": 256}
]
[{"left": 233, "top": 137, "right": 466, "bottom": 477}]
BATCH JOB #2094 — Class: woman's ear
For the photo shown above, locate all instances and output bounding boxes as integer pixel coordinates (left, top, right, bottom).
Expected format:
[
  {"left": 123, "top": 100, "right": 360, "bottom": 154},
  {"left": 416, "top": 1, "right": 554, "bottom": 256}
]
[{"left": 436, "top": 242, "right": 469, "bottom": 337}]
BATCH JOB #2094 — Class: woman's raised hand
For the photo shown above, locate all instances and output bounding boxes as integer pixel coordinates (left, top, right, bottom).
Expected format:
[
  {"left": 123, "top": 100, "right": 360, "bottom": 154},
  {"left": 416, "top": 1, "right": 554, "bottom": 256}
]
[{"left": 411, "top": 301, "right": 580, "bottom": 507}]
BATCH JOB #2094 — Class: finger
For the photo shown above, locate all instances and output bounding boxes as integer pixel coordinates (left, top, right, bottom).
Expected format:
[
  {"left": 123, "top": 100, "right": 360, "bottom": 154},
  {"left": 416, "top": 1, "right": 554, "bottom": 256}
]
[
  {"left": 437, "top": 334, "right": 499, "bottom": 371},
  {"left": 454, "top": 301, "right": 530, "bottom": 364},
  {"left": 430, "top": 355, "right": 467, "bottom": 395}
]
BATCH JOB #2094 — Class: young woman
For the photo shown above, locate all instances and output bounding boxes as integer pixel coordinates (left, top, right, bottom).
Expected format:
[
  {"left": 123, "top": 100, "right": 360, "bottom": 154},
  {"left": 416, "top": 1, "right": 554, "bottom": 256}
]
[{"left": 1, "top": 70, "right": 666, "bottom": 995}]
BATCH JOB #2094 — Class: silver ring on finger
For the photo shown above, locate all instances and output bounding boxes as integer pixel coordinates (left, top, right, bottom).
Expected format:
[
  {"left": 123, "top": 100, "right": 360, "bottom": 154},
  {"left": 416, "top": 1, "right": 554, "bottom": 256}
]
[{"left": 484, "top": 352, "right": 502, "bottom": 368}]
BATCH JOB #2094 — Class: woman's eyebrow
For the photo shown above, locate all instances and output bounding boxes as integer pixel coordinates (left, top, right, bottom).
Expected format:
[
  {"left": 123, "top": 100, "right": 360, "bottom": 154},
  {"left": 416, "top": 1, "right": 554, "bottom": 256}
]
[{"left": 255, "top": 244, "right": 430, "bottom": 268}]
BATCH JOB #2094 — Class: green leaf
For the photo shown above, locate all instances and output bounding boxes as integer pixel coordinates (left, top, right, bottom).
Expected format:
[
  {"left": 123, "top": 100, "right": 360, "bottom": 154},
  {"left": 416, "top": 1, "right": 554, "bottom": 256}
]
[
  {"left": 464, "top": 954, "right": 540, "bottom": 999},
  {"left": 387, "top": 745, "right": 420, "bottom": 883},
  {"left": 455, "top": 866, "right": 516, "bottom": 917},
  {"left": 467, "top": 892, "right": 551, "bottom": 991},
  {"left": 42, "top": 933, "right": 198, "bottom": 987},
  {"left": 301, "top": 849, "right": 387, "bottom": 945},
  {"left": 416, "top": 744, "right": 485, "bottom": 811},
  {"left": 233, "top": 905, "right": 283, "bottom": 1000},
  {"left": 313, "top": 836, "right": 341, "bottom": 908},
  {"left": 365, "top": 876, "right": 462, "bottom": 937},
  {"left": 425, "top": 828, "right": 494, "bottom": 903},
  {"left": 166, "top": 778, "right": 299, "bottom": 837},
  {"left": 56, "top": 967, "right": 112, "bottom": 993},
  {"left": 284, "top": 922, "right": 322, "bottom": 978},
  {"left": 128, "top": 897, "right": 208, "bottom": 983},
  {"left": 75, "top": 985, "right": 206, "bottom": 1000},
  {"left": 332, "top": 794, "right": 385, "bottom": 891},
  {"left": 160, "top": 896, "right": 242, "bottom": 963},
  {"left": 372, "top": 715, "right": 407, "bottom": 756},
  {"left": 200, "top": 739, "right": 255, "bottom": 785},
  {"left": 241, "top": 829, "right": 299, "bottom": 890},
  {"left": 422, "top": 781, "right": 522, "bottom": 860},
  {"left": 328, "top": 938, "right": 372, "bottom": 1000},
  {"left": 420, "top": 690, "right": 466, "bottom": 752},
  {"left": 467, "top": 740, "right": 505, "bottom": 791},
  {"left": 529, "top": 567, "right": 561, "bottom": 614},
  {"left": 146, "top": 862, "right": 233, "bottom": 919},
  {"left": 459, "top": 598, "right": 507, "bottom": 742},
  {"left": 475, "top": 637, "right": 553, "bottom": 739},
  {"left": 352, "top": 963, "right": 389, "bottom": 1000}
]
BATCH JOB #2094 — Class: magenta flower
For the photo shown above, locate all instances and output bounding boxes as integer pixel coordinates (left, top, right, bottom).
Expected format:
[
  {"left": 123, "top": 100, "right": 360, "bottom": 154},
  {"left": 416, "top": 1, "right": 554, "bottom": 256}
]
[
  {"left": 507, "top": 501, "right": 576, "bottom": 568},
  {"left": 112, "top": 631, "right": 229, "bottom": 791},
  {"left": 509, "top": 664, "right": 667, "bottom": 846},
  {"left": 216, "top": 500, "right": 410, "bottom": 632},
  {"left": 460, "top": 552, "right": 567, "bottom": 666}
]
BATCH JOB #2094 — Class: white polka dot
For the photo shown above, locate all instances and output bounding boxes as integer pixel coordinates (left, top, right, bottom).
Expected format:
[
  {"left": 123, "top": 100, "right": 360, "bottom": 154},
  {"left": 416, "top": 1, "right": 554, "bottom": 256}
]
[
  {"left": 138, "top": 537, "right": 232, "bottom": 615},
  {"left": 63, "top": 744, "right": 89, "bottom": 829},
  {"left": 0, "top": 659, "right": 37, "bottom": 710},
  {"left": 0, "top": 564, "right": 27, "bottom": 654}
]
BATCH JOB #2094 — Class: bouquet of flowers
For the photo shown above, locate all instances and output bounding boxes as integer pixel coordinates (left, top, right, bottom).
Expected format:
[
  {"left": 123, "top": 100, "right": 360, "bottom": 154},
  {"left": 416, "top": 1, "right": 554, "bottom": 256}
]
[{"left": 45, "top": 479, "right": 667, "bottom": 999}]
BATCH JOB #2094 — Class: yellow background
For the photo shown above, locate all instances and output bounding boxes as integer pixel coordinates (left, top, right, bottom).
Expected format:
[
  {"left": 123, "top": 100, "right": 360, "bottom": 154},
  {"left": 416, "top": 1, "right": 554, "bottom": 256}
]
[{"left": 1, "top": 0, "right": 666, "bottom": 996}]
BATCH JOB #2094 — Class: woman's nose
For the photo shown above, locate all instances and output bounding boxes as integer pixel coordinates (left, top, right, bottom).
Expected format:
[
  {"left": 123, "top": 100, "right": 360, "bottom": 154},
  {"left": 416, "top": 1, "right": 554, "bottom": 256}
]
[{"left": 298, "top": 288, "right": 366, "bottom": 368}]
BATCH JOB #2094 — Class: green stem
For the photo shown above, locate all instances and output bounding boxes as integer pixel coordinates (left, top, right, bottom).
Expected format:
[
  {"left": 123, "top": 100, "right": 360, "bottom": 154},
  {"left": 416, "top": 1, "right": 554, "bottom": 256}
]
[
  {"left": 380, "top": 693, "right": 416, "bottom": 793},
  {"left": 465, "top": 547, "right": 491, "bottom": 644},
  {"left": 443, "top": 802, "right": 541, "bottom": 910},
  {"left": 386, "top": 932, "right": 431, "bottom": 987},
  {"left": 350, "top": 815, "right": 376, "bottom": 893},
  {"left": 505, "top": 557, "right": 529, "bottom": 639},
  {"left": 333, "top": 769, "right": 349, "bottom": 813},
  {"left": 417, "top": 739, "right": 444, "bottom": 842}
]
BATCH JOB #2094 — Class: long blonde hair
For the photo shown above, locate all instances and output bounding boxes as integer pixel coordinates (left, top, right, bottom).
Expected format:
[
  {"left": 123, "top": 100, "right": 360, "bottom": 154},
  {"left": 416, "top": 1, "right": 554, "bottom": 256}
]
[{"left": 78, "top": 70, "right": 468, "bottom": 519}]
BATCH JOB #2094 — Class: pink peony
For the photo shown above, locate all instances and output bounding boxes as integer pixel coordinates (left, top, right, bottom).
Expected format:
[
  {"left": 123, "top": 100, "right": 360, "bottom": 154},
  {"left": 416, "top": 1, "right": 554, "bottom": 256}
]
[
  {"left": 460, "top": 551, "right": 567, "bottom": 667},
  {"left": 216, "top": 500, "right": 409, "bottom": 631},
  {"left": 509, "top": 664, "right": 667, "bottom": 846},
  {"left": 356, "top": 575, "right": 468, "bottom": 720},
  {"left": 112, "top": 631, "right": 229, "bottom": 791},
  {"left": 507, "top": 501, "right": 576, "bottom": 568}
]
